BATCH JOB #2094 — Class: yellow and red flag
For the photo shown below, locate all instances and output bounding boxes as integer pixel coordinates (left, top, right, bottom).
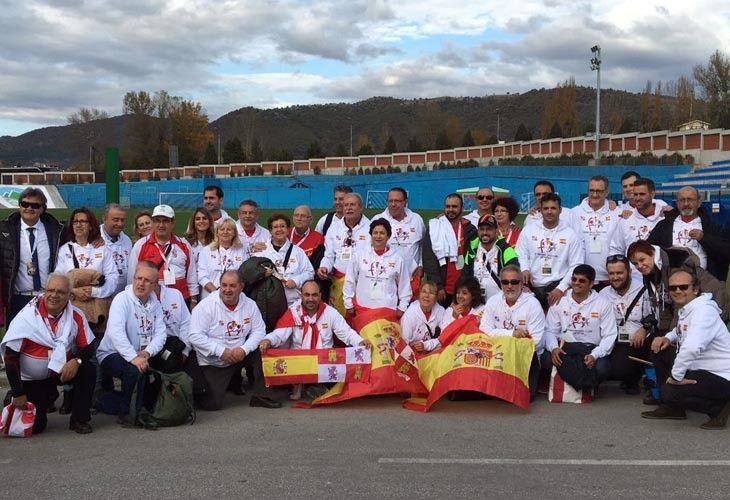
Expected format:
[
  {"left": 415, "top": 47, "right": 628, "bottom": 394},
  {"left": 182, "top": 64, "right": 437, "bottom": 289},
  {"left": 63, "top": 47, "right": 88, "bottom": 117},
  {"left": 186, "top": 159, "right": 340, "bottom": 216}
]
[
  {"left": 262, "top": 347, "right": 371, "bottom": 386},
  {"left": 403, "top": 315, "right": 535, "bottom": 412}
]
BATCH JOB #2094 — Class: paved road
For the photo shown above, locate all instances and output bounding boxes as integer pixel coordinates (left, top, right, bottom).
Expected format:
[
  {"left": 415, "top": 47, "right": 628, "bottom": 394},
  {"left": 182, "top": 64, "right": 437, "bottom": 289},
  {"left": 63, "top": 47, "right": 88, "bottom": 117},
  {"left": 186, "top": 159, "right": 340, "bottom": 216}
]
[{"left": 1, "top": 384, "right": 728, "bottom": 499}]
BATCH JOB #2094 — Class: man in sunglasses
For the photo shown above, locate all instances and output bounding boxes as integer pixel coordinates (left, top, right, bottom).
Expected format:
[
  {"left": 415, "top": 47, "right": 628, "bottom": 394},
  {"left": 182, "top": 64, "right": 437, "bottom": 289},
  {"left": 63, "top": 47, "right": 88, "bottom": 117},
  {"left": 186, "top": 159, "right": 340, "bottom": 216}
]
[
  {"left": 599, "top": 254, "right": 654, "bottom": 395},
  {"left": 465, "top": 187, "right": 495, "bottom": 228},
  {"left": 0, "top": 187, "right": 67, "bottom": 324},
  {"left": 544, "top": 264, "right": 616, "bottom": 392},
  {"left": 480, "top": 265, "right": 545, "bottom": 400},
  {"left": 641, "top": 270, "right": 730, "bottom": 429}
]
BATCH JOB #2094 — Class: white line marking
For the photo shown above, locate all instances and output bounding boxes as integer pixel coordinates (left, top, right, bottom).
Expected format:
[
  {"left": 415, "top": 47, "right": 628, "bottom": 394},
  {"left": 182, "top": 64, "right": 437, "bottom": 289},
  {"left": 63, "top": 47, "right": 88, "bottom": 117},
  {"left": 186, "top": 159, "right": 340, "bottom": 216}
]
[
  {"left": 0, "top": 459, "right": 12, "bottom": 464},
  {"left": 378, "top": 458, "right": 730, "bottom": 466}
]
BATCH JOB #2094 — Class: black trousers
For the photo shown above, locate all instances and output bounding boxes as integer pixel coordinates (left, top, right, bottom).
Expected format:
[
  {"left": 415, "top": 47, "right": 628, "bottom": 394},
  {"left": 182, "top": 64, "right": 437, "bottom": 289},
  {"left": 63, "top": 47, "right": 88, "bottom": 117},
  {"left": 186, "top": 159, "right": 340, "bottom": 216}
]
[
  {"left": 529, "top": 281, "right": 560, "bottom": 312},
  {"left": 610, "top": 342, "right": 649, "bottom": 385},
  {"left": 662, "top": 369, "right": 730, "bottom": 418},
  {"left": 650, "top": 347, "right": 677, "bottom": 396}
]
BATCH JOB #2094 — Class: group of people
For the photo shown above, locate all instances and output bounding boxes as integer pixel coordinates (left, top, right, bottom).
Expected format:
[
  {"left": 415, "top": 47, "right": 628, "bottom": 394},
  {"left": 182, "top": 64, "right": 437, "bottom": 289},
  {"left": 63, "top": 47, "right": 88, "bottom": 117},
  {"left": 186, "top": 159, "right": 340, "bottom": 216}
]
[{"left": 1, "top": 171, "right": 730, "bottom": 435}]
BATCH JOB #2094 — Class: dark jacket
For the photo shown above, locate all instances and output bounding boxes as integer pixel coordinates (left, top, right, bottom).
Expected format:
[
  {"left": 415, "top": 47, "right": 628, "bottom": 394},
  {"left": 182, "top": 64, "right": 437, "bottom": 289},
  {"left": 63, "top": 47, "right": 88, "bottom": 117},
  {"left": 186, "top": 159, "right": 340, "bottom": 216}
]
[
  {"left": 422, "top": 218, "right": 479, "bottom": 290},
  {"left": 464, "top": 237, "right": 520, "bottom": 280},
  {"left": 648, "top": 208, "right": 730, "bottom": 282},
  {"left": 0, "top": 211, "right": 66, "bottom": 303},
  {"left": 238, "top": 257, "right": 288, "bottom": 332}
]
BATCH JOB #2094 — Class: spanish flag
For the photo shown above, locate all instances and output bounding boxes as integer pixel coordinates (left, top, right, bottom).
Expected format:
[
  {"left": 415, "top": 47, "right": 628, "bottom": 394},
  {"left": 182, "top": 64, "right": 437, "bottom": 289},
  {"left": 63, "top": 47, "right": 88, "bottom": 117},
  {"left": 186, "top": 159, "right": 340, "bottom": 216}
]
[
  {"left": 305, "top": 307, "right": 426, "bottom": 406},
  {"left": 329, "top": 272, "right": 347, "bottom": 317},
  {"left": 262, "top": 347, "right": 371, "bottom": 386},
  {"left": 403, "top": 315, "right": 535, "bottom": 412}
]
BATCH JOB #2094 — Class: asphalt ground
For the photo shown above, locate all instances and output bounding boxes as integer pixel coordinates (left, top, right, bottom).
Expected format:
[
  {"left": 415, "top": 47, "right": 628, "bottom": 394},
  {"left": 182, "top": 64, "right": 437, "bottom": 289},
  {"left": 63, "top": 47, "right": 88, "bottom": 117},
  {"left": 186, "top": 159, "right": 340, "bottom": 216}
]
[{"left": 1, "top": 383, "right": 728, "bottom": 499}]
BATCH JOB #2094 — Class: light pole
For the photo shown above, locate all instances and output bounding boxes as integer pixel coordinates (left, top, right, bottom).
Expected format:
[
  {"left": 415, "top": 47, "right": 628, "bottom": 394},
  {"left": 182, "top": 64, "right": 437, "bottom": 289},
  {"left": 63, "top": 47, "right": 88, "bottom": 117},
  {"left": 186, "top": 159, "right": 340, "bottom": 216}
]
[
  {"left": 496, "top": 108, "right": 500, "bottom": 143},
  {"left": 590, "top": 45, "right": 601, "bottom": 161}
]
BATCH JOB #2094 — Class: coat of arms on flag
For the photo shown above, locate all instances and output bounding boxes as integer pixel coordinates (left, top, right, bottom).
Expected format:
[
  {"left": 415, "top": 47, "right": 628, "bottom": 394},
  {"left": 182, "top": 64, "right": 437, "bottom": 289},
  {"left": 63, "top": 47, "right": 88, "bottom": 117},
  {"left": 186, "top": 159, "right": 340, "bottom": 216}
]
[{"left": 262, "top": 347, "right": 372, "bottom": 386}]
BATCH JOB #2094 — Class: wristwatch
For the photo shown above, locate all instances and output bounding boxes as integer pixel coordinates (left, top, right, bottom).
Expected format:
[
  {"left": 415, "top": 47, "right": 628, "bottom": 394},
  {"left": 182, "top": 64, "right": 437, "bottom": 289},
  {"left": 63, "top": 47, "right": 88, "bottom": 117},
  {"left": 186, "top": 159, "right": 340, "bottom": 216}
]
[{"left": 75, "top": 358, "right": 83, "bottom": 365}]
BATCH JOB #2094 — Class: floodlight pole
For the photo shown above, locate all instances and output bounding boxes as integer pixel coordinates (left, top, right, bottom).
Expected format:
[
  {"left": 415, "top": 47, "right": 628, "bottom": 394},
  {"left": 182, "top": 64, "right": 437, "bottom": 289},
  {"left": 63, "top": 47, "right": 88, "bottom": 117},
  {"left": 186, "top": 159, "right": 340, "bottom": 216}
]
[{"left": 591, "top": 45, "right": 601, "bottom": 161}]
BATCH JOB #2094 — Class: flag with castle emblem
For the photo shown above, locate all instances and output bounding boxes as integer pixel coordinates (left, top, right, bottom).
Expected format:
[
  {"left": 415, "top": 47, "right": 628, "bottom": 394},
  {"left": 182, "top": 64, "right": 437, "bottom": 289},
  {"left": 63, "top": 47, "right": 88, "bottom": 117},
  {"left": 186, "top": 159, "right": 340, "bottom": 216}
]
[{"left": 262, "top": 346, "right": 372, "bottom": 386}]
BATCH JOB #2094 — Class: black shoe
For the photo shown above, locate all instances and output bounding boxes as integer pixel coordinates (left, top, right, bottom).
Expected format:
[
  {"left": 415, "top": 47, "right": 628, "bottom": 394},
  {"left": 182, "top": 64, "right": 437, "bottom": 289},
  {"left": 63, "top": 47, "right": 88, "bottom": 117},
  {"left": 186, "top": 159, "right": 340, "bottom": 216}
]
[
  {"left": 249, "top": 395, "right": 282, "bottom": 409},
  {"left": 47, "top": 404, "right": 58, "bottom": 414},
  {"left": 624, "top": 383, "right": 641, "bottom": 395},
  {"left": 643, "top": 393, "right": 661, "bottom": 405},
  {"left": 641, "top": 405, "right": 687, "bottom": 420},
  {"left": 117, "top": 415, "right": 139, "bottom": 428},
  {"left": 59, "top": 392, "right": 73, "bottom": 415},
  {"left": 229, "top": 386, "right": 247, "bottom": 396},
  {"left": 700, "top": 400, "right": 730, "bottom": 430},
  {"left": 69, "top": 420, "right": 93, "bottom": 434}
]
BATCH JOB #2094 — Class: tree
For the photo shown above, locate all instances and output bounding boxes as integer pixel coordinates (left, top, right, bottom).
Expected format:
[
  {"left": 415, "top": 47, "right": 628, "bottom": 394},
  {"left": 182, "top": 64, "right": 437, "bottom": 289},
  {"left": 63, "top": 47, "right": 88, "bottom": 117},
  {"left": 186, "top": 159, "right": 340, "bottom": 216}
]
[
  {"left": 640, "top": 81, "right": 652, "bottom": 132},
  {"left": 547, "top": 122, "right": 563, "bottom": 139},
  {"left": 335, "top": 143, "right": 348, "bottom": 156},
  {"left": 514, "top": 123, "right": 532, "bottom": 141},
  {"left": 202, "top": 142, "right": 218, "bottom": 164},
  {"left": 382, "top": 135, "right": 397, "bottom": 154},
  {"left": 471, "top": 128, "right": 487, "bottom": 146},
  {"left": 407, "top": 136, "right": 423, "bottom": 152},
  {"left": 307, "top": 141, "right": 325, "bottom": 159},
  {"left": 541, "top": 77, "right": 577, "bottom": 138},
  {"left": 121, "top": 91, "right": 166, "bottom": 169},
  {"left": 461, "top": 130, "right": 475, "bottom": 147},
  {"left": 356, "top": 143, "right": 374, "bottom": 156},
  {"left": 168, "top": 99, "right": 213, "bottom": 166},
  {"left": 67, "top": 107, "right": 109, "bottom": 124},
  {"left": 223, "top": 138, "right": 245, "bottom": 163},
  {"left": 434, "top": 129, "right": 452, "bottom": 149},
  {"left": 485, "top": 135, "right": 498, "bottom": 145},
  {"left": 249, "top": 137, "right": 263, "bottom": 162},
  {"left": 694, "top": 50, "right": 730, "bottom": 128},
  {"left": 123, "top": 91, "right": 156, "bottom": 115}
]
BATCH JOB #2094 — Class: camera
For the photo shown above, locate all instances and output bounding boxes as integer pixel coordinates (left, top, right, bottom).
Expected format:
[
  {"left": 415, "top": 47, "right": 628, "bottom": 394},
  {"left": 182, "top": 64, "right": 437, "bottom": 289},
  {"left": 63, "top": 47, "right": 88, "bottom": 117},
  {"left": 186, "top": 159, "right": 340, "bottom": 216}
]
[{"left": 640, "top": 315, "right": 659, "bottom": 335}]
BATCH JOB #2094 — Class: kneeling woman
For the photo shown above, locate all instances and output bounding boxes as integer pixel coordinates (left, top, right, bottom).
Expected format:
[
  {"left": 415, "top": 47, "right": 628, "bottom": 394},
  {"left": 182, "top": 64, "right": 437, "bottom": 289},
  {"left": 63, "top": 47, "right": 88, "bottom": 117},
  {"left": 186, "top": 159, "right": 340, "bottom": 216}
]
[
  {"left": 343, "top": 218, "right": 412, "bottom": 317},
  {"left": 440, "top": 275, "right": 486, "bottom": 330},
  {"left": 401, "top": 280, "right": 446, "bottom": 352}
]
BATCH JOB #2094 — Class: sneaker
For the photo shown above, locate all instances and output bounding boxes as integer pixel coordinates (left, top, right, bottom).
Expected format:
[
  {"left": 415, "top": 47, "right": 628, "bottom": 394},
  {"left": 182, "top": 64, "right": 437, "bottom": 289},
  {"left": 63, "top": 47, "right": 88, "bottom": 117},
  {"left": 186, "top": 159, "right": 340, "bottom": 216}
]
[
  {"left": 700, "top": 401, "right": 730, "bottom": 430},
  {"left": 69, "top": 420, "right": 93, "bottom": 434},
  {"left": 641, "top": 405, "right": 687, "bottom": 420}
]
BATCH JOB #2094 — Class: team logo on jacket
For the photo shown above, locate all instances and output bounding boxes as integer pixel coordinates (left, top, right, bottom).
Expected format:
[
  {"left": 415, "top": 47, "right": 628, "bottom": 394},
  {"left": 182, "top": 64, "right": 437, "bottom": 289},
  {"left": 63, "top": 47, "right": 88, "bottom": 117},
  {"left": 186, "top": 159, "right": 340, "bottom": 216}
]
[
  {"left": 538, "top": 238, "right": 556, "bottom": 254},
  {"left": 394, "top": 227, "right": 410, "bottom": 243},
  {"left": 570, "top": 312, "right": 588, "bottom": 329},
  {"left": 675, "top": 229, "right": 692, "bottom": 246},
  {"left": 226, "top": 320, "right": 242, "bottom": 337},
  {"left": 586, "top": 216, "right": 604, "bottom": 232}
]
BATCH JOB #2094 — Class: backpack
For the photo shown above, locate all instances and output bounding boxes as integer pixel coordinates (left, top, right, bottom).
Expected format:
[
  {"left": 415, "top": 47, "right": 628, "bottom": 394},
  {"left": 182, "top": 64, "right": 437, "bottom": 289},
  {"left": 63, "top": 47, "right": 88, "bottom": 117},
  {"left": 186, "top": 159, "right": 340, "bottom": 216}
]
[{"left": 131, "top": 369, "right": 195, "bottom": 428}]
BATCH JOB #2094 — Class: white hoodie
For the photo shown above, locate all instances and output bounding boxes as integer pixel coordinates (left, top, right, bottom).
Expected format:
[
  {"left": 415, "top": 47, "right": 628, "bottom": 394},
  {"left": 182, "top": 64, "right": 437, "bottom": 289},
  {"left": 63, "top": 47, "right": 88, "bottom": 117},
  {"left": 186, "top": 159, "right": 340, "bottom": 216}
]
[
  {"left": 480, "top": 291, "right": 545, "bottom": 354},
  {"left": 570, "top": 199, "right": 620, "bottom": 281},
  {"left": 400, "top": 301, "right": 446, "bottom": 352},
  {"left": 665, "top": 294, "right": 730, "bottom": 381},
  {"left": 343, "top": 245, "right": 412, "bottom": 312},
  {"left": 253, "top": 240, "right": 314, "bottom": 305},
  {"left": 609, "top": 204, "right": 664, "bottom": 256}
]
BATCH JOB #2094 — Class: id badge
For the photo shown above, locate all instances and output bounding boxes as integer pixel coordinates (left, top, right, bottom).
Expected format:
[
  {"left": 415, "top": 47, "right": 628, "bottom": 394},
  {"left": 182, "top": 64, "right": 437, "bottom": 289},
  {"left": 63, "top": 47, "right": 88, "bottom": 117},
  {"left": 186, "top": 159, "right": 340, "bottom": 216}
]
[
  {"left": 455, "top": 255, "right": 465, "bottom": 270},
  {"left": 163, "top": 268, "right": 176, "bottom": 285},
  {"left": 370, "top": 282, "right": 384, "bottom": 300},
  {"left": 112, "top": 377, "right": 123, "bottom": 392},
  {"left": 618, "top": 324, "right": 631, "bottom": 343},
  {"left": 541, "top": 258, "right": 552, "bottom": 275},
  {"left": 589, "top": 237, "right": 602, "bottom": 254},
  {"left": 340, "top": 248, "right": 352, "bottom": 262},
  {"left": 26, "top": 261, "right": 36, "bottom": 276}
]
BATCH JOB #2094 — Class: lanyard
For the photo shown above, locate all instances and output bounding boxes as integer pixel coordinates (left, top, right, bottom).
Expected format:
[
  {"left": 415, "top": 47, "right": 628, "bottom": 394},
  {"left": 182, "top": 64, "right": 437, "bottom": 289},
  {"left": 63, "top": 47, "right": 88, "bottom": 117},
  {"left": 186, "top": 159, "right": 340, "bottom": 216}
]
[
  {"left": 157, "top": 241, "right": 173, "bottom": 269},
  {"left": 290, "top": 228, "right": 309, "bottom": 247}
]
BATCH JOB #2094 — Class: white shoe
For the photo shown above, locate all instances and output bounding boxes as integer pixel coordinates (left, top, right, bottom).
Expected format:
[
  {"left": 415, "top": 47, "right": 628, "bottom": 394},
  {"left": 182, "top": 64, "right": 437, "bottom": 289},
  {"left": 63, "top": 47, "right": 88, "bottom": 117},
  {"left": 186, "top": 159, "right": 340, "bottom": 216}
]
[{"left": 289, "top": 384, "right": 302, "bottom": 401}]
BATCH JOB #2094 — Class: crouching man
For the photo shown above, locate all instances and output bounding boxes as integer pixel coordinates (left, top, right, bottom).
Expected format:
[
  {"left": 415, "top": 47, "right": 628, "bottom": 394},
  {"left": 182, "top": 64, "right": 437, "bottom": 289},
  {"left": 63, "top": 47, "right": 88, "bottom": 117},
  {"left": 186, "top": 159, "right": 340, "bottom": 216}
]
[
  {"left": 259, "top": 280, "right": 369, "bottom": 400},
  {"left": 1, "top": 273, "right": 96, "bottom": 434},
  {"left": 96, "top": 262, "right": 167, "bottom": 426},
  {"left": 189, "top": 270, "right": 280, "bottom": 410}
]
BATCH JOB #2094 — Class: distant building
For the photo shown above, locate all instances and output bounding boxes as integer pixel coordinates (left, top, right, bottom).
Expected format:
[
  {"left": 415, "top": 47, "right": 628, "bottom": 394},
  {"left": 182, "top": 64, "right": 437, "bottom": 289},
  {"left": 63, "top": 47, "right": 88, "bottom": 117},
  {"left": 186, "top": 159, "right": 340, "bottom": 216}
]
[{"left": 678, "top": 119, "right": 711, "bottom": 131}]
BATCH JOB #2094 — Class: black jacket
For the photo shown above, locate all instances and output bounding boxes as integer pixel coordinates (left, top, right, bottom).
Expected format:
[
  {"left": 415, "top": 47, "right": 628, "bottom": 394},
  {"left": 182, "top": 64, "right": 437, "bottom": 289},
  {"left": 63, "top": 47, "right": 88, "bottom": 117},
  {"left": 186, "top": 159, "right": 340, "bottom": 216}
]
[
  {"left": 0, "top": 211, "right": 66, "bottom": 303},
  {"left": 647, "top": 208, "right": 730, "bottom": 282},
  {"left": 422, "top": 218, "right": 479, "bottom": 291}
]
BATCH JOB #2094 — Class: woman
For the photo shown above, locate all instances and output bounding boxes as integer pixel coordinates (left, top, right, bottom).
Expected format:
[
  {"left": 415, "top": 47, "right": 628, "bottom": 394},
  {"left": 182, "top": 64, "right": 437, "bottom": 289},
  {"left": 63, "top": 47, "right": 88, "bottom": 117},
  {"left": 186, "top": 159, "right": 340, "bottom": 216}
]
[
  {"left": 197, "top": 218, "right": 247, "bottom": 299},
  {"left": 185, "top": 207, "right": 215, "bottom": 265},
  {"left": 493, "top": 196, "right": 521, "bottom": 246},
  {"left": 439, "top": 275, "right": 486, "bottom": 330},
  {"left": 253, "top": 214, "right": 314, "bottom": 306},
  {"left": 401, "top": 280, "right": 446, "bottom": 353},
  {"left": 133, "top": 211, "right": 153, "bottom": 242},
  {"left": 627, "top": 240, "right": 728, "bottom": 332},
  {"left": 343, "top": 218, "right": 412, "bottom": 317}
]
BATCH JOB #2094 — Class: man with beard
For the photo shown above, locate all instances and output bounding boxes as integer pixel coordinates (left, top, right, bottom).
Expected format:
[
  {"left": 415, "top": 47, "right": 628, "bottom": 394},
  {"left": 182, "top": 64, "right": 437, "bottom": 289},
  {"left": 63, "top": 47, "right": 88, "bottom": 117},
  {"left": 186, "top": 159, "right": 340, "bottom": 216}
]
[
  {"left": 203, "top": 186, "right": 232, "bottom": 226},
  {"left": 464, "top": 187, "right": 495, "bottom": 227},
  {"left": 470, "top": 214, "right": 519, "bottom": 303},
  {"left": 610, "top": 178, "right": 665, "bottom": 256}
]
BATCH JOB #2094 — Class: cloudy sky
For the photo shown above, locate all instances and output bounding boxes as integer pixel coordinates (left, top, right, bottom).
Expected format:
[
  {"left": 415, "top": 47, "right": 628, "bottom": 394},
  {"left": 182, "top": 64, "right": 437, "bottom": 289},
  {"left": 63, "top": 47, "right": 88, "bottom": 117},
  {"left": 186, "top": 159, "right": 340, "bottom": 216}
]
[{"left": 1, "top": 0, "right": 728, "bottom": 137}]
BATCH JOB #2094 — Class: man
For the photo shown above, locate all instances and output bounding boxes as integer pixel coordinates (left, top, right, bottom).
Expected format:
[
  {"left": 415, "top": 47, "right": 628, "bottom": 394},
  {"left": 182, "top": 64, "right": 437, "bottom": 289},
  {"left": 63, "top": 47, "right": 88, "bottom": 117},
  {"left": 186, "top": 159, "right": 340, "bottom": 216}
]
[
  {"left": 236, "top": 199, "right": 271, "bottom": 257},
  {"left": 571, "top": 176, "right": 620, "bottom": 290},
  {"left": 203, "top": 185, "right": 232, "bottom": 226},
  {"left": 290, "top": 205, "right": 325, "bottom": 266},
  {"left": 464, "top": 187, "right": 495, "bottom": 227},
  {"left": 188, "top": 270, "right": 279, "bottom": 411},
  {"left": 480, "top": 265, "right": 544, "bottom": 399},
  {"left": 315, "top": 185, "right": 353, "bottom": 237},
  {"left": 253, "top": 214, "right": 314, "bottom": 306},
  {"left": 610, "top": 178, "right": 665, "bottom": 256},
  {"left": 648, "top": 186, "right": 729, "bottom": 281},
  {"left": 100, "top": 203, "right": 133, "bottom": 294},
  {"left": 317, "top": 193, "right": 371, "bottom": 315},
  {"left": 128, "top": 204, "right": 198, "bottom": 304},
  {"left": 516, "top": 193, "right": 583, "bottom": 310},
  {"left": 470, "top": 214, "right": 519, "bottom": 302},
  {"left": 1, "top": 273, "right": 96, "bottom": 434},
  {"left": 260, "top": 280, "right": 368, "bottom": 399},
  {"left": 642, "top": 270, "right": 730, "bottom": 429},
  {"left": 153, "top": 280, "right": 192, "bottom": 366},
  {"left": 599, "top": 254, "right": 654, "bottom": 395},
  {"left": 544, "top": 265, "right": 616, "bottom": 391},
  {"left": 524, "top": 180, "right": 558, "bottom": 228},
  {"left": 422, "top": 193, "right": 479, "bottom": 306},
  {"left": 618, "top": 170, "right": 668, "bottom": 216},
  {"left": 96, "top": 263, "right": 167, "bottom": 426},
  {"left": 0, "top": 187, "right": 66, "bottom": 323},
  {"left": 374, "top": 187, "right": 425, "bottom": 279}
]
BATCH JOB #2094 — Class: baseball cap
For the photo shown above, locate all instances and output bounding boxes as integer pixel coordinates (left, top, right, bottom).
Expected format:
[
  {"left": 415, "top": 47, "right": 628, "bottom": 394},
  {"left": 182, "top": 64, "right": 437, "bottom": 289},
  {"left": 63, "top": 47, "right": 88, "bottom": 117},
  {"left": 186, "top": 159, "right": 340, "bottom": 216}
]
[
  {"left": 477, "top": 214, "right": 497, "bottom": 228},
  {"left": 152, "top": 204, "right": 175, "bottom": 219}
]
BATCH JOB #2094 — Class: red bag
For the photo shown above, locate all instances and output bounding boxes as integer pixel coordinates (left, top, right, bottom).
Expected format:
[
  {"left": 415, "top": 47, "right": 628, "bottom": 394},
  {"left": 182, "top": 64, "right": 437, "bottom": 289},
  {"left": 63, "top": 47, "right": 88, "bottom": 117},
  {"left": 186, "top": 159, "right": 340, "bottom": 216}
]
[
  {"left": 548, "top": 367, "right": 593, "bottom": 404},
  {"left": 1, "top": 402, "right": 36, "bottom": 437}
]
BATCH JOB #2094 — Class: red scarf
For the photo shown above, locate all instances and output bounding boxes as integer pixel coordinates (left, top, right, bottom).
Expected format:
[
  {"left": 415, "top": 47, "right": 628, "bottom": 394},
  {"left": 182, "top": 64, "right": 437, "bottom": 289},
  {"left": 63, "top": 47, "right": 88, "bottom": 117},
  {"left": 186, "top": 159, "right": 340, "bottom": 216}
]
[{"left": 275, "top": 301, "right": 328, "bottom": 348}]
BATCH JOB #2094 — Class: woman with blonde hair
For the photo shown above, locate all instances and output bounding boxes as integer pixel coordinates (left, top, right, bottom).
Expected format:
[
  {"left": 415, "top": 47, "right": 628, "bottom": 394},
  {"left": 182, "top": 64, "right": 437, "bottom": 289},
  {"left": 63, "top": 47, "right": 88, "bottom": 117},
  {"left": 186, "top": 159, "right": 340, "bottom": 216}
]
[
  {"left": 132, "top": 211, "right": 153, "bottom": 242},
  {"left": 197, "top": 218, "right": 247, "bottom": 298}
]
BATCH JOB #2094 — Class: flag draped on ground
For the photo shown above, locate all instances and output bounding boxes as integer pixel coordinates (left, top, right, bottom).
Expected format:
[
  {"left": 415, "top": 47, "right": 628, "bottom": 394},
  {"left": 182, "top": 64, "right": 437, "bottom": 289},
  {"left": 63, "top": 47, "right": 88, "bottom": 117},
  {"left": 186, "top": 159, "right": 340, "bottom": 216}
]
[
  {"left": 262, "top": 347, "right": 372, "bottom": 386},
  {"left": 403, "top": 314, "right": 535, "bottom": 412}
]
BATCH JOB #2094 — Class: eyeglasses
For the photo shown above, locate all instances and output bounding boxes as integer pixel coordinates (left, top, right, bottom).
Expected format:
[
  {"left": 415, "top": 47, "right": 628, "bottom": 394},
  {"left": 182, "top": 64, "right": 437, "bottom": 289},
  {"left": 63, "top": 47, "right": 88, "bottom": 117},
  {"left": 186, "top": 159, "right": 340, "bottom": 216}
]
[
  {"left": 500, "top": 279, "right": 521, "bottom": 286},
  {"left": 606, "top": 254, "right": 629, "bottom": 264},
  {"left": 477, "top": 195, "right": 494, "bottom": 201},
  {"left": 571, "top": 276, "right": 590, "bottom": 283},
  {"left": 668, "top": 284, "right": 692, "bottom": 292},
  {"left": 588, "top": 189, "right": 605, "bottom": 194},
  {"left": 72, "top": 220, "right": 90, "bottom": 225},
  {"left": 20, "top": 201, "right": 43, "bottom": 210}
]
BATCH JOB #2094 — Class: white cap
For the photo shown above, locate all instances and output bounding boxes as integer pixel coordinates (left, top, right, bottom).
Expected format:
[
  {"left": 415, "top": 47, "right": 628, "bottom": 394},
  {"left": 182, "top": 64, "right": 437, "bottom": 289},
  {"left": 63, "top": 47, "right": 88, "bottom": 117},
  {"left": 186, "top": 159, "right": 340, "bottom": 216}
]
[{"left": 152, "top": 204, "right": 175, "bottom": 219}]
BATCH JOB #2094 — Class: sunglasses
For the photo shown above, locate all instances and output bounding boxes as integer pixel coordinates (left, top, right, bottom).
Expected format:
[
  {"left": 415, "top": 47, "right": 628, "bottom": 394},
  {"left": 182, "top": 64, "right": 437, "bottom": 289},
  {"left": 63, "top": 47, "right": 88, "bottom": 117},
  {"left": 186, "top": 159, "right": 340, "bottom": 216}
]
[
  {"left": 477, "top": 195, "right": 494, "bottom": 201},
  {"left": 20, "top": 201, "right": 43, "bottom": 210},
  {"left": 668, "top": 284, "right": 692, "bottom": 292},
  {"left": 606, "top": 254, "right": 629, "bottom": 263},
  {"left": 571, "top": 276, "right": 590, "bottom": 283},
  {"left": 500, "top": 279, "right": 521, "bottom": 286}
]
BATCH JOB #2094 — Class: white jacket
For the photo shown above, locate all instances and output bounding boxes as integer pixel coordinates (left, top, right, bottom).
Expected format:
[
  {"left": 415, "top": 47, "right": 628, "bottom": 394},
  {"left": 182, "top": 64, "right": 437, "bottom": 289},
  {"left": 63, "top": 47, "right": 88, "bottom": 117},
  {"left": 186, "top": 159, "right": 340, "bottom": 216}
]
[
  {"left": 343, "top": 246, "right": 412, "bottom": 312},
  {"left": 253, "top": 240, "right": 314, "bottom": 305},
  {"left": 544, "top": 290, "right": 616, "bottom": 359},
  {"left": 515, "top": 220, "right": 584, "bottom": 290},
  {"left": 188, "top": 291, "right": 266, "bottom": 367},
  {"left": 480, "top": 292, "right": 545, "bottom": 354},
  {"left": 598, "top": 279, "right": 653, "bottom": 342},
  {"left": 440, "top": 304, "right": 485, "bottom": 330},
  {"left": 609, "top": 205, "right": 664, "bottom": 256},
  {"left": 266, "top": 302, "right": 363, "bottom": 349},
  {"left": 97, "top": 286, "right": 167, "bottom": 364},
  {"left": 101, "top": 224, "right": 133, "bottom": 294},
  {"left": 197, "top": 244, "right": 248, "bottom": 298},
  {"left": 400, "top": 301, "right": 446, "bottom": 352},
  {"left": 157, "top": 285, "right": 191, "bottom": 355},
  {"left": 665, "top": 294, "right": 730, "bottom": 381},
  {"left": 374, "top": 208, "right": 425, "bottom": 273},
  {"left": 55, "top": 241, "right": 118, "bottom": 298},
  {"left": 320, "top": 216, "right": 371, "bottom": 275},
  {"left": 236, "top": 222, "right": 271, "bottom": 258},
  {"left": 570, "top": 199, "right": 620, "bottom": 281}
]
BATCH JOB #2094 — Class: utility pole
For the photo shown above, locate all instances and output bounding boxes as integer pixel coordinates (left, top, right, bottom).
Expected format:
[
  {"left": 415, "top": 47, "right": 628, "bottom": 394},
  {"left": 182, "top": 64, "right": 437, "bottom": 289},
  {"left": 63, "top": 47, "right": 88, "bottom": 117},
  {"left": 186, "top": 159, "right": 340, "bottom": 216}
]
[
  {"left": 350, "top": 124, "right": 353, "bottom": 156},
  {"left": 217, "top": 134, "right": 222, "bottom": 164},
  {"left": 590, "top": 45, "right": 602, "bottom": 161}
]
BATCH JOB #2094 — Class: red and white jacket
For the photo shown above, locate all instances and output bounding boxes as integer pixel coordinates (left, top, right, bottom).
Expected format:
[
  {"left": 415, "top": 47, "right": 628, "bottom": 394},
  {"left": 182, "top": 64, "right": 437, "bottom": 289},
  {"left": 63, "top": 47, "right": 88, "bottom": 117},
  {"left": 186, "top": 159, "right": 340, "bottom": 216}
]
[{"left": 128, "top": 233, "right": 198, "bottom": 299}]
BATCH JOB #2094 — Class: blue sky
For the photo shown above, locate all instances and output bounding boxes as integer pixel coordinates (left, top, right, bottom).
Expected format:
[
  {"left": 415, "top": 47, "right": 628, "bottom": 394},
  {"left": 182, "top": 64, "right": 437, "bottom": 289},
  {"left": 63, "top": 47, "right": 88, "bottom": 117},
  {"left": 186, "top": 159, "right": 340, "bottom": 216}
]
[{"left": 1, "top": 0, "right": 728, "bottom": 137}]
